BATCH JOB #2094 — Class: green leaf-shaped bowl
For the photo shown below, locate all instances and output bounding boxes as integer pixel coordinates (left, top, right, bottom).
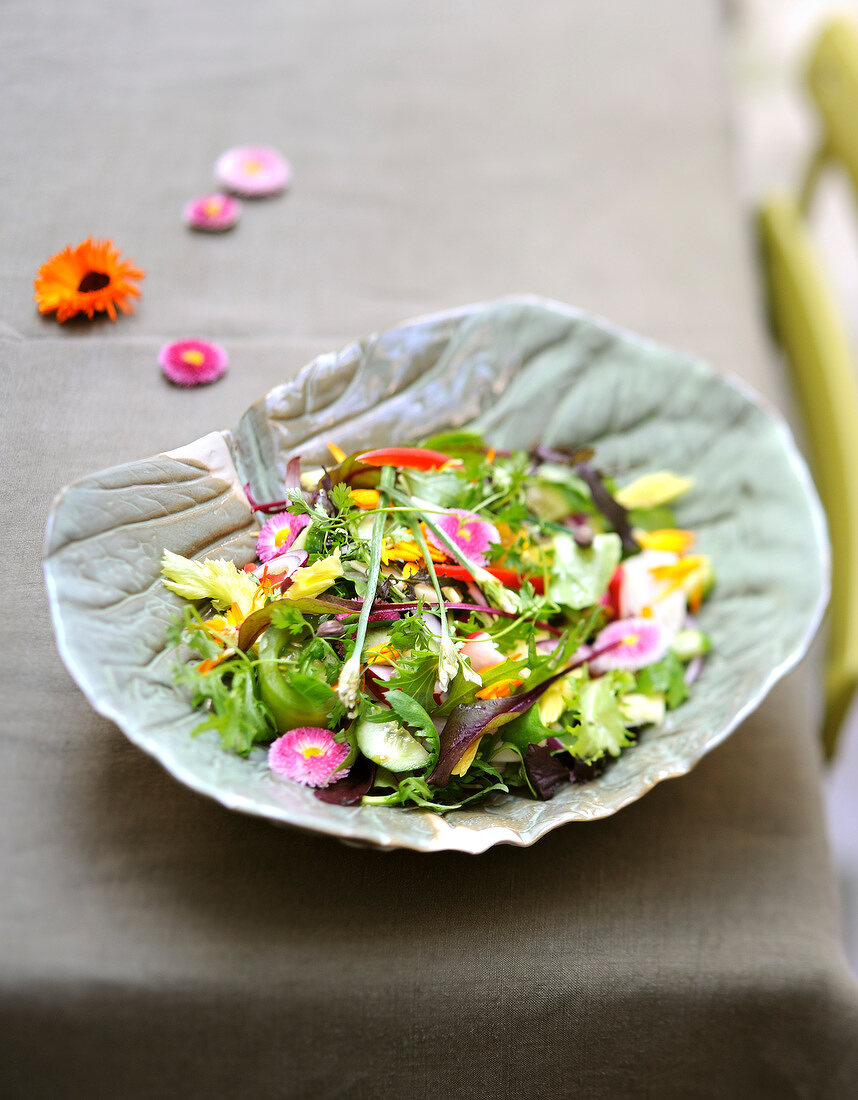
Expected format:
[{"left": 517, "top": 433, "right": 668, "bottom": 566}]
[{"left": 44, "top": 298, "right": 829, "bottom": 853}]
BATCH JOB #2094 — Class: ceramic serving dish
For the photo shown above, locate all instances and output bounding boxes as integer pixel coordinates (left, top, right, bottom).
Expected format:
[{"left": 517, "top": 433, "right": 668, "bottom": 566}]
[{"left": 44, "top": 297, "right": 829, "bottom": 852}]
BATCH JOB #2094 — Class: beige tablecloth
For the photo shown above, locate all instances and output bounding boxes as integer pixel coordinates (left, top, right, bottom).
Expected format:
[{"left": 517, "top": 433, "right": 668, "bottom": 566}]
[{"left": 2, "top": 1, "right": 857, "bottom": 1096}]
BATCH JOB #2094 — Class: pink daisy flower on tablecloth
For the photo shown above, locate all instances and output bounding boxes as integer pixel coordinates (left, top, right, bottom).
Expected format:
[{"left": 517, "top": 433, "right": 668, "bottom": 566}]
[
  {"left": 587, "top": 617, "right": 670, "bottom": 674},
  {"left": 426, "top": 509, "right": 500, "bottom": 567},
  {"left": 256, "top": 511, "right": 310, "bottom": 562},
  {"left": 215, "top": 145, "right": 292, "bottom": 197},
  {"left": 183, "top": 192, "right": 241, "bottom": 232},
  {"left": 158, "top": 339, "right": 228, "bottom": 386},
  {"left": 268, "top": 728, "right": 350, "bottom": 787}
]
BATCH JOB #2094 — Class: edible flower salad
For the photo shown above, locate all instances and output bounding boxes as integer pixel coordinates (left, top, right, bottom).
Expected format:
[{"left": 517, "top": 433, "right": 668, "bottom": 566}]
[{"left": 162, "top": 434, "right": 713, "bottom": 811}]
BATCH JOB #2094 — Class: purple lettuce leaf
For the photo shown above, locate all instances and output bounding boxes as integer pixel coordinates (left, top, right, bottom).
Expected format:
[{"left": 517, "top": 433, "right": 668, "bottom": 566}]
[
  {"left": 575, "top": 461, "right": 638, "bottom": 555},
  {"left": 427, "top": 637, "right": 624, "bottom": 788},
  {"left": 523, "top": 743, "right": 574, "bottom": 800},
  {"left": 534, "top": 444, "right": 595, "bottom": 466},
  {"left": 238, "top": 595, "right": 363, "bottom": 649},
  {"left": 314, "top": 754, "right": 376, "bottom": 805},
  {"left": 427, "top": 675, "right": 567, "bottom": 788}
]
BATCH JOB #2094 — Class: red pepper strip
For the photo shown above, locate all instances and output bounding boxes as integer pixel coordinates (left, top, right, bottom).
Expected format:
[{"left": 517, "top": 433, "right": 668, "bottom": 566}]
[
  {"left": 356, "top": 446, "right": 462, "bottom": 470},
  {"left": 607, "top": 565, "right": 623, "bottom": 618},
  {"left": 433, "top": 563, "right": 545, "bottom": 595}
]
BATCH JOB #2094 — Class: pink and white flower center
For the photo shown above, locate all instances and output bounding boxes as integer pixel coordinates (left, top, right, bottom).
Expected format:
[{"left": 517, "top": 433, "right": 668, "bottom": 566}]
[
  {"left": 256, "top": 511, "right": 311, "bottom": 562},
  {"left": 427, "top": 509, "right": 500, "bottom": 567},
  {"left": 269, "top": 727, "right": 350, "bottom": 788},
  {"left": 588, "top": 617, "right": 670, "bottom": 673}
]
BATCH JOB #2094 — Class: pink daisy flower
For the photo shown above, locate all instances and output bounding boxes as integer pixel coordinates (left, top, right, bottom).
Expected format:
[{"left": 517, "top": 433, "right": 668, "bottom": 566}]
[
  {"left": 588, "top": 617, "right": 670, "bottom": 674},
  {"left": 426, "top": 509, "right": 500, "bottom": 567},
  {"left": 256, "top": 511, "right": 310, "bottom": 562},
  {"left": 215, "top": 145, "right": 292, "bottom": 197},
  {"left": 158, "top": 339, "right": 228, "bottom": 386},
  {"left": 183, "top": 192, "right": 241, "bottom": 232},
  {"left": 268, "top": 727, "right": 350, "bottom": 787}
]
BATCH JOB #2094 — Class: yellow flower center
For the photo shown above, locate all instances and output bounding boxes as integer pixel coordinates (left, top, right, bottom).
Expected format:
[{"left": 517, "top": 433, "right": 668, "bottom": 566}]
[
  {"left": 243, "top": 158, "right": 264, "bottom": 174},
  {"left": 622, "top": 633, "right": 640, "bottom": 649},
  {"left": 181, "top": 349, "right": 206, "bottom": 366},
  {"left": 203, "top": 199, "right": 224, "bottom": 216},
  {"left": 274, "top": 527, "right": 292, "bottom": 547},
  {"left": 301, "top": 746, "right": 323, "bottom": 758}
]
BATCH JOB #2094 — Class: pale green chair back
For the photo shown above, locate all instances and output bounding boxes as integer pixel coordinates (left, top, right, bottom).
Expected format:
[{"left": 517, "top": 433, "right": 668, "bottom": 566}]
[{"left": 758, "top": 18, "right": 858, "bottom": 756}]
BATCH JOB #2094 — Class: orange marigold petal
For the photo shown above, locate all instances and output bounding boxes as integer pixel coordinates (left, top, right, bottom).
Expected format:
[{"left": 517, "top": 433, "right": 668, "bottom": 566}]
[{"left": 475, "top": 678, "right": 523, "bottom": 700}]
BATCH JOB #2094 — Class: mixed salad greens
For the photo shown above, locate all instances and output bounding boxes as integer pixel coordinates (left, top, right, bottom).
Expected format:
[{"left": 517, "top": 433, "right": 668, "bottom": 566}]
[{"left": 162, "top": 433, "right": 713, "bottom": 812}]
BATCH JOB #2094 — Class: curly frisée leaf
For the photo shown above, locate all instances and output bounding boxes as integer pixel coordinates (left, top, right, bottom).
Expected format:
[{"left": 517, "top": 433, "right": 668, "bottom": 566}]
[
  {"left": 571, "top": 674, "right": 635, "bottom": 762},
  {"left": 182, "top": 663, "right": 272, "bottom": 755}
]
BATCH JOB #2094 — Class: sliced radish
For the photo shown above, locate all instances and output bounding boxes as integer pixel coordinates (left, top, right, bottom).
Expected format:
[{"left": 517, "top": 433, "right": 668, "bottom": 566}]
[
  {"left": 461, "top": 630, "right": 505, "bottom": 672},
  {"left": 253, "top": 549, "right": 307, "bottom": 582},
  {"left": 618, "top": 549, "right": 686, "bottom": 633}
]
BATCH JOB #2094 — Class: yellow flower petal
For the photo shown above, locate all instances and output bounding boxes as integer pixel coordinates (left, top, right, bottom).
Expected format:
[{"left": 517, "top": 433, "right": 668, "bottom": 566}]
[
  {"left": 284, "top": 549, "right": 343, "bottom": 600},
  {"left": 365, "top": 642, "right": 400, "bottom": 665},
  {"left": 636, "top": 528, "right": 695, "bottom": 555},
  {"left": 650, "top": 554, "right": 714, "bottom": 605},
  {"left": 349, "top": 489, "right": 380, "bottom": 509},
  {"left": 615, "top": 472, "right": 693, "bottom": 510},
  {"left": 451, "top": 736, "right": 483, "bottom": 777},
  {"left": 161, "top": 550, "right": 258, "bottom": 615},
  {"left": 538, "top": 677, "right": 574, "bottom": 724},
  {"left": 380, "top": 538, "right": 424, "bottom": 565}
]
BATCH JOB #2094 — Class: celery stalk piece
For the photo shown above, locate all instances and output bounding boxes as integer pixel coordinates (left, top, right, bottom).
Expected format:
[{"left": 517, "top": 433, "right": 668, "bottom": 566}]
[{"left": 337, "top": 465, "right": 395, "bottom": 715}]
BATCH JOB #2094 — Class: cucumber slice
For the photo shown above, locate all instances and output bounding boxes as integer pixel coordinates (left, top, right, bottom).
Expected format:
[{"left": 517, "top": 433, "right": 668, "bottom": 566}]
[
  {"left": 619, "top": 692, "right": 666, "bottom": 727},
  {"left": 670, "top": 628, "right": 710, "bottom": 662},
  {"left": 355, "top": 716, "right": 431, "bottom": 772}
]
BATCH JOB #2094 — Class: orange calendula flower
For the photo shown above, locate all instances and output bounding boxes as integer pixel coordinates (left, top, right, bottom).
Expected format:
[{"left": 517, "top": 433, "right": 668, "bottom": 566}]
[{"left": 34, "top": 238, "right": 144, "bottom": 322}]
